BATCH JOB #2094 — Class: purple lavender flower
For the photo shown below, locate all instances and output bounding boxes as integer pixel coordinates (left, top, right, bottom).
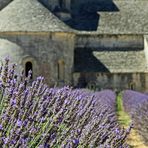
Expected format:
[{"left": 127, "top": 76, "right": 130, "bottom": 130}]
[
  {"left": 10, "top": 139, "right": 16, "bottom": 145},
  {"left": 73, "top": 138, "right": 79, "bottom": 145},
  {"left": 10, "top": 98, "right": 16, "bottom": 106},
  {"left": 0, "top": 80, "right": 2, "bottom": 88},
  {"left": 16, "top": 120, "right": 22, "bottom": 127},
  {"left": 0, "top": 124, "right": 3, "bottom": 130},
  {"left": 123, "top": 90, "right": 148, "bottom": 114},
  {"left": 115, "top": 128, "right": 120, "bottom": 134},
  {"left": 4, "top": 138, "right": 9, "bottom": 144}
]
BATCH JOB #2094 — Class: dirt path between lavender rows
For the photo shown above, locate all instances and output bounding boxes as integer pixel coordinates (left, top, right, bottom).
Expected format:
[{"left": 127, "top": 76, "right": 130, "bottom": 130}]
[
  {"left": 127, "top": 128, "right": 148, "bottom": 148},
  {"left": 117, "top": 111, "right": 147, "bottom": 148}
]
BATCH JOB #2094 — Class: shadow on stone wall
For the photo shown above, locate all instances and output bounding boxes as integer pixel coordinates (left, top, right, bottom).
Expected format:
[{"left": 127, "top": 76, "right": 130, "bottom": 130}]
[{"left": 74, "top": 48, "right": 110, "bottom": 72}]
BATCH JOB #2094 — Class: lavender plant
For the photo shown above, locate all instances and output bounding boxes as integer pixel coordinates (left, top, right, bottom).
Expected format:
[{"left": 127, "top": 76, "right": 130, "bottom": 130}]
[
  {"left": 122, "top": 90, "right": 148, "bottom": 146},
  {"left": 131, "top": 100, "right": 148, "bottom": 145},
  {"left": 122, "top": 90, "right": 148, "bottom": 114},
  {"left": 94, "top": 90, "right": 116, "bottom": 112},
  {"left": 0, "top": 58, "right": 131, "bottom": 147}
]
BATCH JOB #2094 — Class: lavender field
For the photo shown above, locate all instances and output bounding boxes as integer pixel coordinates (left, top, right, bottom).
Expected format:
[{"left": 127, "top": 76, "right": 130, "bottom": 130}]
[
  {"left": 122, "top": 90, "right": 148, "bottom": 145},
  {"left": 0, "top": 58, "right": 148, "bottom": 147},
  {"left": 122, "top": 90, "right": 148, "bottom": 114}
]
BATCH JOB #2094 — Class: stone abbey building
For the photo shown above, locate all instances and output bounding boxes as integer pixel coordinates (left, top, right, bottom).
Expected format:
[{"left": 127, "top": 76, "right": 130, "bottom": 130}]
[{"left": 0, "top": 0, "right": 148, "bottom": 91}]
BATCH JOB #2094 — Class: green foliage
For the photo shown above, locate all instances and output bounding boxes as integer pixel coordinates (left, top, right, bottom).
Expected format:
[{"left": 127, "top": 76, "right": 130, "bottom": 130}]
[
  {"left": 116, "top": 92, "right": 123, "bottom": 112},
  {"left": 116, "top": 92, "right": 131, "bottom": 126}
]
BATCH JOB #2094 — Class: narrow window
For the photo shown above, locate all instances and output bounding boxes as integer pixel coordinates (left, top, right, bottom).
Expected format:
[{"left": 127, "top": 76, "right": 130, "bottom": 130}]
[
  {"left": 57, "top": 63, "right": 60, "bottom": 80},
  {"left": 58, "top": 60, "right": 65, "bottom": 81},
  {"left": 25, "top": 62, "right": 33, "bottom": 79}
]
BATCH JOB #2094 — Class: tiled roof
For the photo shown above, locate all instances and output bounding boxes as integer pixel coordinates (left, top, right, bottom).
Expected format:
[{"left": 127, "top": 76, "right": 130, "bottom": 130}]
[
  {"left": 97, "top": 0, "right": 148, "bottom": 34},
  {"left": 0, "top": 0, "right": 72, "bottom": 32}
]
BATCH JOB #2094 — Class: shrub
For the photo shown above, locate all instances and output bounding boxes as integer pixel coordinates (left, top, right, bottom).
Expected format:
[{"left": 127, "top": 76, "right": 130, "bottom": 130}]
[{"left": 0, "top": 58, "right": 131, "bottom": 147}]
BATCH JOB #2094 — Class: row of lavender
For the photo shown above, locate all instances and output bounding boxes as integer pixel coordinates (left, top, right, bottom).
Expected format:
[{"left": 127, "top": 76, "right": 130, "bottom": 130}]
[
  {"left": 0, "top": 58, "right": 130, "bottom": 147},
  {"left": 122, "top": 90, "right": 148, "bottom": 145}
]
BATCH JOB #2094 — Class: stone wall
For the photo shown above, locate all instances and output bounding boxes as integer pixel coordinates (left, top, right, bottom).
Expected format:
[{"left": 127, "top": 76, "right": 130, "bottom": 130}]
[
  {"left": 73, "top": 72, "right": 148, "bottom": 92},
  {"left": 73, "top": 33, "right": 148, "bottom": 92},
  {"left": 75, "top": 34, "right": 144, "bottom": 49},
  {"left": 144, "top": 36, "right": 148, "bottom": 65},
  {"left": 52, "top": 32, "right": 75, "bottom": 85},
  {"left": 74, "top": 34, "right": 147, "bottom": 74},
  {"left": 0, "top": 32, "right": 75, "bottom": 86}
]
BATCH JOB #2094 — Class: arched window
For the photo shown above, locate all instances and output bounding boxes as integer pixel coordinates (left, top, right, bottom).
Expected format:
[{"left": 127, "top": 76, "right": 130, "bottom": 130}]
[
  {"left": 129, "top": 82, "right": 135, "bottom": 90},
  {"left": 87, "top": 82, "right": 96, "bottom": 90},
  {"left": 25, "top": 62, "right": 33, "bottom": 79},
  {"left": 58, "top": 60, "right": 65, "bottom": 81}
]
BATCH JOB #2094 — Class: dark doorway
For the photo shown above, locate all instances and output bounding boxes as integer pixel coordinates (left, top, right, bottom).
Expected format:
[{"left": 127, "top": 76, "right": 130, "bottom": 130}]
[
  {"left": 129, "top": 83, "right": 135, "bottom": 90},
  {"left": 25, "top": 62, "right": 33, "bottom": 79}
]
